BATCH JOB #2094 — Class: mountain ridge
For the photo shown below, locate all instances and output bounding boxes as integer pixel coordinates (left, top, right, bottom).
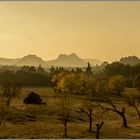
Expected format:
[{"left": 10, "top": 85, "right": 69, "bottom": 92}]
[
  {"left": 119, "top": 55, "right": 140, "bottom": 66},
  {"left": 0, "top": 54, "right": 139, "bottom": 67},
  {"left": 46, "top": 53, "right": 86, "bottom": 67},
  {"left": 15, "top": 54, "right": 47, "bottom": 67},
  {"left": 0, "top": 53, "right": 103, "bottom": 67}
]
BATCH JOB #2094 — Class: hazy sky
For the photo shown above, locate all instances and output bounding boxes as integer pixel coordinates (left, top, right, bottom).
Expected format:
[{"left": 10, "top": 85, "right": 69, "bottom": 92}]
[{"left": 0, "top": 1, "right": 140, "bottom": 62}]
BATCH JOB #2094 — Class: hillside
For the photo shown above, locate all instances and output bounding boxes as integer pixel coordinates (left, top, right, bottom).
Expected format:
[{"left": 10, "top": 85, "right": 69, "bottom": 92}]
[
  {"left": 0, "top": 58, "right": 19, "bottom": 66},
  {"left": 0, "top": 54, "right": 102, "bottom": 67},
  {"left": 15, "top": 55, "right": 47, "bottom": 67},
  {"left": 120, "top": 56, "right": 140, "bottom": 66},
  {"left": 46, "top": 53, "right": 86, "bottom": 67},
  {"left": 46, "top": 53, "right": 102, "bottom": 67},
  {"left": 4, "top": 54, "right": 140, "bottom": 68}
]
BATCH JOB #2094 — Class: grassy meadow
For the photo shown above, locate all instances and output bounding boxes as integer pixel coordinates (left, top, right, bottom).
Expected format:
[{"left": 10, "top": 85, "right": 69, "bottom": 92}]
[{"left": 0, "top": 87, "right": 139, "bottom": 138}]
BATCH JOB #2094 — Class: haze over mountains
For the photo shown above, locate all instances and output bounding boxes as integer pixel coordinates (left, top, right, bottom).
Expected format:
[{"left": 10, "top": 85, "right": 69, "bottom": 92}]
[
  {"left": 46, "top": 53, "right": 103, "bottom": 67},
  {"left": 46, "top": 53, "right": 85, "bottom": 67},
  {"left": 0, "top": 53, "right": 102, "bottom": 67},
  {"left": 0, "top": 58, "right": 19, "bottom": 66},
  {"left": 15, "top": 55, "right": 47, "bottom": 67},
  {"left": 120, "top": 56, "right": 140, "bottom": 66},
  {"left": 0, "top": 54, "right": 139, "bottom": 67}
]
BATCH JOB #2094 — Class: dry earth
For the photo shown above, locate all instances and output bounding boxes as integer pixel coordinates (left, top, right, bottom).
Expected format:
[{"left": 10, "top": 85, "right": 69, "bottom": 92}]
[{"left": 0, "top": 87, "right": 139, "bottom": 138}]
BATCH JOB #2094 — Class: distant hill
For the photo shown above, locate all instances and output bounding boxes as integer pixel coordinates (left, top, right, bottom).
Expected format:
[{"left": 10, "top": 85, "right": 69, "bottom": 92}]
[
  {"left": 0, "top": 54, "right": 140, "bottom": 67},
  {"left": 0, "top": 53, "right": 103, "bottom": 67},
  {"left": 0, "top": 58, "right": 19, "bottom": 66},
  {"left": 120, "top": 56, "right": 140, "bottom": 66},
  {"left": 15, "top": 55, "right": 47, "bottom": 67},
  {"left": 46, "top": 53, "right": 86, "bottom": 67}
]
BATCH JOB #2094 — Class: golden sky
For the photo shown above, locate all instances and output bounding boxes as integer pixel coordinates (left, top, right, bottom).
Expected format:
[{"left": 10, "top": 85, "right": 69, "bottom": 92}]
[{"left": 0, "top": 1, "right": 140, "bottom": 62}]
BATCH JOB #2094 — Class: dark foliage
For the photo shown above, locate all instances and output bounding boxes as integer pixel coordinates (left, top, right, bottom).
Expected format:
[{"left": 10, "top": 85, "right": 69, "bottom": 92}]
[
  {"left": 0, "top": 66, "right": 52, "bottom": 87},
  {"left": 24, "top": 92, "right": 43, "bottom": 104},
  {"left": 134, "top": 75, "right": 140, "bottom": 91},
  {"left": 103, "top": 62, "right": 140, "bottom": 87},
  {"left": 85, "top": 62, "right": 92, "bottom": 75}
]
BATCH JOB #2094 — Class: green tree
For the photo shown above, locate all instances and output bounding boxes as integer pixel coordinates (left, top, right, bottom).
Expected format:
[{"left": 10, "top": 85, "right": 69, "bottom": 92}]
[
  {"left": 107, "top": 75, "right": 126, "bottom": 95},
  {"left": 55, "top": 72, "right": 85, "bottom": 95},
  {"left": 56, "top": 73, "right": 78, "bottom": 94}
]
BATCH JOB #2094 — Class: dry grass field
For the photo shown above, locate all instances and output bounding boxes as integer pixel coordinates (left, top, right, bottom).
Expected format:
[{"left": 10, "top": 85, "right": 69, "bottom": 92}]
[{"left": 0, "top": 87, "right": 140, "bottom": 138}]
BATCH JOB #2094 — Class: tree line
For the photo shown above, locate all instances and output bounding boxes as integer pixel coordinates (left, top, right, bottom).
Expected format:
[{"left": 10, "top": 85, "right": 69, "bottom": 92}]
[{"left": 0, "top": 62, "right": 140, "bottom": 87}]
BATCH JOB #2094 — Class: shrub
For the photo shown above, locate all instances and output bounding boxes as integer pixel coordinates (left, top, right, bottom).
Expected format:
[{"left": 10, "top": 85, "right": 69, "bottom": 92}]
[{"left": 24, "top": 92, "right": 43, "bottom": 104}]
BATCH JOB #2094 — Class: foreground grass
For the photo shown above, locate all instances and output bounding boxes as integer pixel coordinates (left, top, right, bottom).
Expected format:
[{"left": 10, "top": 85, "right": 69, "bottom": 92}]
[{"left": 0, "top": 87, "right": 139, "bottom": 138}]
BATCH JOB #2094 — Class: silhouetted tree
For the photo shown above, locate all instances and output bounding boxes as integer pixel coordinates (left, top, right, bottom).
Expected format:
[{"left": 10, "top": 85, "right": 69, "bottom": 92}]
[
  {"left": 81, "top": 102, "right": 94, "bottom": 132},
  {"left": 96, "top": 121, "right": 104, "bottom": 139},
  {"left": 98, "top": 98, "right": 128, "bottom": 128},
  {"left": 50, "top": 66, "right": 56, "bottom": 74},
  {"left": 29, "top": 66, "right": 36, "bottom": 73},
  {"left": 76, "top": 67, "right": 83, "bottom": 73},
  {"left": 85, "top": 62, "right": 92, "bottom": 75},
  {"left": 37, "top": 64, "right": 45, "bottom": 74}
]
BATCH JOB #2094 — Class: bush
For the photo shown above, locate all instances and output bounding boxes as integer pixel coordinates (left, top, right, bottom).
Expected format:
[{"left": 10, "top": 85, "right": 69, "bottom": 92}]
[{"left": 24, "top": 92, "right": 43, "bottom": 104}]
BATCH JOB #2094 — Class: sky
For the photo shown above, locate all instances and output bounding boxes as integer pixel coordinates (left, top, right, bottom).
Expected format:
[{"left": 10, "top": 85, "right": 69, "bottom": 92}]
[{"left": 0, "top": 1, "right": 140, "bottom": 62}]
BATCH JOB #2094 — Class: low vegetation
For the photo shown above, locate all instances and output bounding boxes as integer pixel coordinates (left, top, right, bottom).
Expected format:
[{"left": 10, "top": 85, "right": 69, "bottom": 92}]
[{"left": 24, "top": 92, "right": 43, "bottom": 105}]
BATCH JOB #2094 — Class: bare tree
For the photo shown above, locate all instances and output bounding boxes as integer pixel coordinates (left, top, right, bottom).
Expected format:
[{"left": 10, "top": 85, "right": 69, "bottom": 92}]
[
  {"left": 58, "top": 93, "right": 74, "bottom": 137},
  {"left": 3, "top": 80, "right": 21, "bottom": 107},
  {"left": 96, "top": 121, "right": 104, "bottom": 139},
  {"left": 0, "top": 80, "right": 22, "bottom": 127},
  {"left": 98, "top": 98, "right": 128, "bottom": 128},
  {"left": 0, "top": 87, "right": 9, "bottom": 126},
  {"left": 127, "top": 97, "right": 140, "bottom": 119},
  {"left": 80, "top": 101, "right": 95, "bottom": 132}
]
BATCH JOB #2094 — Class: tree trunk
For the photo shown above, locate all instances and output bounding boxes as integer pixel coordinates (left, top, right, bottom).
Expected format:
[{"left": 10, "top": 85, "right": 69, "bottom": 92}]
[
  {"left": 96, "top": 121, "right": 104, "bottom": 139},
  {"left": 64, "top": 122, "right": 67, "bottom": 137},
  {"left": 89, "top": 117, "right": 92, "bottom": 131},
  {"left": 135, "top": 106, "right": 140, "bottom": 119},
  {"left": 89, "top": 110, "right": 93, "bottom": 131},
  {"left": 7, "top": 98, "right": 11, "bottom": 107},
  {"left": 96, "top": 128, "right": 99, "bottom": 139},
  {"left": 122, "top": 114, "right": 128, "bottom": 128},
  {"left": 81, "top": 109, "right": 93, "bottom": 132}
]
